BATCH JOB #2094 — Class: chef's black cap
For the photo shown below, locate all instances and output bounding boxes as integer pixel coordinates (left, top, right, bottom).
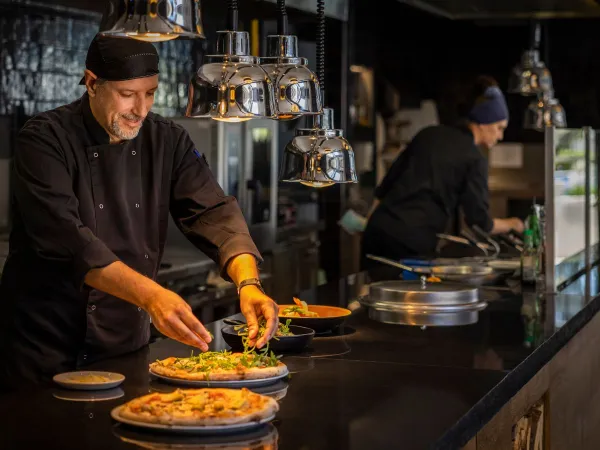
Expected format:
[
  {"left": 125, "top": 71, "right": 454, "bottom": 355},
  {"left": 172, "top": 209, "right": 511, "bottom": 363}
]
[{"left": 79, "top": 34, "right": 160, "bottom": 85}]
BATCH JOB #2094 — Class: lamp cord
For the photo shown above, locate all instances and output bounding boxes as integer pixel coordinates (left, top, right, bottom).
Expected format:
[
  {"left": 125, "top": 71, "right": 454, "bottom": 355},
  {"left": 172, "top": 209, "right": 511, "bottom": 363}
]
[
  {"left": 317, "top": 0, "right": 325, "bottom": 103},
  {"left": 277, "top": 0, "right": 288, "bottom": 35},
  {"left": 228, "top": 0, "right": 238, "bottom": 31}
]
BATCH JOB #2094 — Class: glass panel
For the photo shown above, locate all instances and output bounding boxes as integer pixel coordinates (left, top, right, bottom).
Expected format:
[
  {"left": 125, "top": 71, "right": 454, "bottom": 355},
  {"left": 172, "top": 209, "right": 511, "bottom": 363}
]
[
  {"left": 591, "top": 132, "right": 599, "bottom": 251},
  {"left": 248, "top": 126, "right": 273, "bottom": 225},
  {"left": 552, "top": 128, "right": 599, "bottom": 292},
  {"left": 553, "top": 129, "right": 586, "bottom": 265}
]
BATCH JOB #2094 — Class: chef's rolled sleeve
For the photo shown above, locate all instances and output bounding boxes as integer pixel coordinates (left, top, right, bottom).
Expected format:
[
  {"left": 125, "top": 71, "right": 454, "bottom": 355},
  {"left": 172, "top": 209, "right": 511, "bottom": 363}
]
[
  {"left": 460, "top": 156, "right": 494, "bottom": 233},
  {"left": 14, "top": 126, "right": 119, "bottom": 287},
  {"left": 170, "top": 129, "right": 262, "bottom": 280},
  {"left": 74, "top": 239, "right": 120, "bottom": 287}
]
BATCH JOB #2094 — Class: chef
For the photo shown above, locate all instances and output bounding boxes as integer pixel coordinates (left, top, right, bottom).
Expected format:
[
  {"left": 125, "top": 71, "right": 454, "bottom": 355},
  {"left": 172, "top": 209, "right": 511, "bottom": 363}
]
[
  {"left": 362, "top": 76, "right": 524, "bottom": 266},
  {"left": 0, "top": 35, "right": 278, "bottom": 388}
]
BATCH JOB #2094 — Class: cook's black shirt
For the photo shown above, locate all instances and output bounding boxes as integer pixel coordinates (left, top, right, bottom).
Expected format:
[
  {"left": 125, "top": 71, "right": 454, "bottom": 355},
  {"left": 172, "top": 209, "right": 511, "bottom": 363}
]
[
  {"left": 0, "top": 93, "right": 261, "bottom": 386},
  {"left": 364, "top": 125, "right": 493, "bottom": 258}
]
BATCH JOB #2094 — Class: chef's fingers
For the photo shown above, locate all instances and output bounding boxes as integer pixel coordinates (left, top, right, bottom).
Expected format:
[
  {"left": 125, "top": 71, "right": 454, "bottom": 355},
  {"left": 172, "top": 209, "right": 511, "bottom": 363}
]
[
  {"left": 179, "top": 309, "right": 212, "bottom": 344},
  {"left": 257, "top": 302, "right": 279, "bottom": 348},
  {"left": 165, "top": 318, "right": 209, "bottom": 351},
  {"left": 241, "top": 302, "right": 260, "bottom": 344}
]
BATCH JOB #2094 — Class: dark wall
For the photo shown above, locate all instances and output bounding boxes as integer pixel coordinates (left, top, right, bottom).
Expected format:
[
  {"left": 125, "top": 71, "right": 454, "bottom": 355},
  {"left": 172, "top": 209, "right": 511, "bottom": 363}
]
[{"left": 354, "top": 0, "right": 600, "bottom": 142}]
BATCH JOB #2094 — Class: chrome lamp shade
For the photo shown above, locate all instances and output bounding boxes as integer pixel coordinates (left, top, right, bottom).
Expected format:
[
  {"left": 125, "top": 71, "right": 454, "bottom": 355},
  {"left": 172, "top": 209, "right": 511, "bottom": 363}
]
[
  {"left": 186, "top": 31, "right": 275, "bottom": 121},
  {"left": 508, "top": 50, "right": 553, "bottom": 96},
  {"left": 280, "top": 108, "right": 358, "bottom": 188},
  {"left": 99, "top": 0, "right": 204, "bottom": 42},
  {"left": 260, "top": 35, "right": 322, "bottom": 120},
  {"left": 524, "top": 92, "right": 567, "bottom": 131}
]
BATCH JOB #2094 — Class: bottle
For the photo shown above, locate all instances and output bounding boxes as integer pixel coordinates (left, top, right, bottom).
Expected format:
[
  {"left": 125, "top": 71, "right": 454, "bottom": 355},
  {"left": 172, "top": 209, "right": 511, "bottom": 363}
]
[
  {"left": 521, "top": 229, "right": 538, "bottom": 286},
  {"left": 532, "top": 204, "right": 546, "bottom": 292},
  {"left": 521, "top": 291, "right": 544, "bottom": 348}
]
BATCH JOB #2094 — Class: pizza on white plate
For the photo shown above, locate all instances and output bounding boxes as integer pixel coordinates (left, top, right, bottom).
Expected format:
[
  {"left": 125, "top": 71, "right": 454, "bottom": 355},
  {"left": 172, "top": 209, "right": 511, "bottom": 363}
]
[
  {"left": 118, "top": 388, "right": 279, "bottom": 426},
  {"left": 149, "top": 351, "right": 288, "bottom": 382}
]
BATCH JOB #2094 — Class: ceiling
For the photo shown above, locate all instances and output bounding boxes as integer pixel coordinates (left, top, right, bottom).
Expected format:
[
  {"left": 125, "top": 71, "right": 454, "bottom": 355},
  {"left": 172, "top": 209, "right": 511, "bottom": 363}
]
[
  {"left": 2, "top": 0, "right": 348, "bottom": 21},
  {"left": 399, "top": 0, "right": 600, "bottom": 19}
]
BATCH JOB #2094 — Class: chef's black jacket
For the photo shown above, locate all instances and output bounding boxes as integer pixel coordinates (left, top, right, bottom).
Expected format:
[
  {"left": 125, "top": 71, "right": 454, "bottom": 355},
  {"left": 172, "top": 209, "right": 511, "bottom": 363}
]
[
  {"left": 0, "top": 93, "right": 261, "bottom": 388},
  {"left": 362, "top": 125, "right": 493, "bottom": 263}
]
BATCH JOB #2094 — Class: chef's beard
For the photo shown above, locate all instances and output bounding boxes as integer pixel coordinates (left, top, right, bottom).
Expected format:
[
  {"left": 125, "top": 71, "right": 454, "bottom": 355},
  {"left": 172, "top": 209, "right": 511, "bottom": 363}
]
[{"left": 110, "top": 113, "right": 145, "bottom": 141}]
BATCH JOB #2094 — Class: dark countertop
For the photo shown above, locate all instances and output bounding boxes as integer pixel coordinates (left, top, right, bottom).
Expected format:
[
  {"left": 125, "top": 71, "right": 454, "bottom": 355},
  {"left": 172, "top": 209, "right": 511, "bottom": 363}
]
[{"left": 0, "top": 267, "right": 598, "bottom": 450}]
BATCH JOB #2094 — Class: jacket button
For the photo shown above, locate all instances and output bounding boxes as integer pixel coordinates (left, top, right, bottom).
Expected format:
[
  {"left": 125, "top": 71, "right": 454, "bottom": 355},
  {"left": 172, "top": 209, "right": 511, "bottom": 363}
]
[
  {"left": 99, "top": 204, "right": 104, "bottom": 209},
  {"left": 90, "top": 305, "right": 96, "bottom": 311},
  {"left": 144, "top": 254, "right": 149, "bottom": 259},
  {"left": 132, "top": 150, "right": 137, "bottom": 156},
  {"left": 138, "top": 307, "right": 142, "bottom": 312},
  {"left": 135, "top": 203, "right": 140, "bottom": 208},
  {"left": 93, "top": 152, "right": 98, "bottom": 158}
]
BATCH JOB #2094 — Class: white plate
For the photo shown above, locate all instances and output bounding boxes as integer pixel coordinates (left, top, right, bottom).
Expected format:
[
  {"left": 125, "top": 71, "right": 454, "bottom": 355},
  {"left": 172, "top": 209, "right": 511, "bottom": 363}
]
[
  {"left": 149, "top": 368, "right": 289, "bottom": 388},
  {"left": 110, "top": 406, "right": 276, "bottom": 435},
  {"left": 53, "top": 371, "right": 125, "bottom": 391}
]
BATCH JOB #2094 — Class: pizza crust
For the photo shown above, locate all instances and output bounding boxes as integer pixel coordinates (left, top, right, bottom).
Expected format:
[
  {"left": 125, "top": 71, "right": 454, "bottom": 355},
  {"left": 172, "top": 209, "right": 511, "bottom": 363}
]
[
  {"left": 118, "top": 388, "right": 279, "bottom": 427},
  {"left": 149, "top": 354, "right": 288, "bottom": 381}
]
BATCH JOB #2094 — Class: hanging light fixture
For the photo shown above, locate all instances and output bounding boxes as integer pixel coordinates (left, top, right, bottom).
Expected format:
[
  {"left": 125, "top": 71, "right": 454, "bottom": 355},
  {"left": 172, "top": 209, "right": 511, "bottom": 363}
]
[
  {"left": 185, "top": 0, "right": 275, "bottom": 122},
  {"left": 524, "top": 91, "right": 567, "bottom": 131},
  {"left": 259, "top": 0, "right": 322, "bottom": 120},
  {"left": 508, "top": 22, "right": 553, "bottom": 96},
  {"left": 280, "top": 108, "right": 357, "bottom": 187},
  {"left": 280, "top": 0, "right": 357, "bottom": 188},
  {"left": 99, "top": 0, "right": 205, "bottom": 42}
]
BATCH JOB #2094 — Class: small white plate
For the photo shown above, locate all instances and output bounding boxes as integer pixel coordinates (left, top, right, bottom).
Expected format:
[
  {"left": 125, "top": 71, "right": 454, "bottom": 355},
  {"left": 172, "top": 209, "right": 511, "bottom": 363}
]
[
  {"left": 53, "top": 371, "right": 125, "bottom": 391},
  {"left": 149, "top": 368, "right": 289, "bottom": 388},
  {"left": 53, "top": 387, "right": 125, "bottom": 402},
  {"left": 110, "top": 406, "right": 275, "bottom": 434}
]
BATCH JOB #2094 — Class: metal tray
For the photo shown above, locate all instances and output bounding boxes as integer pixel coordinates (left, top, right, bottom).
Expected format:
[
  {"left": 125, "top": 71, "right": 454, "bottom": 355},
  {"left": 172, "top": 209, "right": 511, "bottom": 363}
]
[
  {"left": 367, "top": 302, "right": 488, "bottom": 327},
  {"left": 367, "top": 280, "right": 479, "bottom": 306},
  {"left": 149, "top": 369, "right": 289, "bottom": 388},
  {"left": 111, "top": 406, "right": 275, "bottom": 434}
]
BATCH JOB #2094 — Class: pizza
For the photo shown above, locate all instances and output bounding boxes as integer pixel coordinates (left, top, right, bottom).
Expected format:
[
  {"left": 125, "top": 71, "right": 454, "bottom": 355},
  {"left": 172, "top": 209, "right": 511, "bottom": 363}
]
[
  {"left": 117, "top": 388, "right": 278, "bottom": 426},
  {"left": 149, "top": 351, "right": 288, "bottom": 381}
]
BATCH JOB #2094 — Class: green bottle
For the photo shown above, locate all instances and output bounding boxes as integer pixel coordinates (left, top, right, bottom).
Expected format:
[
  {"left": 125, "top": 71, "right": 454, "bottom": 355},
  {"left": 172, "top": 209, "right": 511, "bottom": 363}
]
[{"left": 521, "top": 229, "right": 538, "bottom": 286}]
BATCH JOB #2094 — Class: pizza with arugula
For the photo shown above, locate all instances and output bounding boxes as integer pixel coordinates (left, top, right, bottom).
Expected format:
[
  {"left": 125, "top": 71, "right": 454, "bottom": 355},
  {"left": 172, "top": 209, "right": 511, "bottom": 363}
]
[{"left": 149, "top": 350, "right": 288, "bottom": 381}]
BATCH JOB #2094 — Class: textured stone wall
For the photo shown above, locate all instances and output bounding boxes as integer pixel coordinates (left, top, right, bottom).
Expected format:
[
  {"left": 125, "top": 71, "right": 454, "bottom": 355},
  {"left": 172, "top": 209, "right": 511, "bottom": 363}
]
[{"left": 0, "top": 5, "right": 193, "bottom": 118}]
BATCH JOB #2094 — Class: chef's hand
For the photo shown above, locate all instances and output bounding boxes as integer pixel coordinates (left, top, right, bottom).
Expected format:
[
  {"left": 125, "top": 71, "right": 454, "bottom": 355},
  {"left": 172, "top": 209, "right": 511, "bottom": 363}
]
[
  {"left": 239, "top": 286, "right": 279, "bottom": 349},
  {"left": 506, "top": 217, "right": 525, "bottom": 234},
  {"left": 145, "top": 288, "right": 212, "bottom": 351},
  {"left": 492, "top": 217, "right": 525, "bottom": 235}
]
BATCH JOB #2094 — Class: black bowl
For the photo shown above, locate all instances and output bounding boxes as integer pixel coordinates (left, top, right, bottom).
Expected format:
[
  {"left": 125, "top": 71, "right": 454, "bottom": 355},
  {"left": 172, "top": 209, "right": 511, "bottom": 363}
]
[{"left": 221, "top": 325, "right": 315, "bottom": 353}]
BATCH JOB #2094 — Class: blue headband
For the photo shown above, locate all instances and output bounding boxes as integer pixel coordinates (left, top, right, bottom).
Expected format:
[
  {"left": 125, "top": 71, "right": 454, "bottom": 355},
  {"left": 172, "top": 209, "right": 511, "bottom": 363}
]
[{"left": 467, "top": 86, "right": 509, "bottom": 124}]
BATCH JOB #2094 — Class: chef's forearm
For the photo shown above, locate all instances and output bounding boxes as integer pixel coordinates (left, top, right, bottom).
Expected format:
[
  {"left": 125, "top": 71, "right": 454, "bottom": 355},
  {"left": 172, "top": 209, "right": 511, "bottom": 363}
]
[
  {"left": 84, "top": 261, "right": 163, "bottom": 309},
  {"left": 226, "top": 253, "right": 260, "bottom": 286}
]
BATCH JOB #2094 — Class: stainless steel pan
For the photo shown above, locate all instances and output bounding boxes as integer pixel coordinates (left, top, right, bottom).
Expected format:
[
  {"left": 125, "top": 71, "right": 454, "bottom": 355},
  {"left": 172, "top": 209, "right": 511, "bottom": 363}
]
[{"left": 366, "top": 254, "right": 497, "bottom": 286}]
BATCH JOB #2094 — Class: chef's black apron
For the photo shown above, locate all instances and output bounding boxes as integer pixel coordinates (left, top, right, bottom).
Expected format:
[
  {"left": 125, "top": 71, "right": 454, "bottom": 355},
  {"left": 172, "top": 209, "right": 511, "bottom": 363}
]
[{"left": 361, "top": 125, "right": 494, "bottom": 270}]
